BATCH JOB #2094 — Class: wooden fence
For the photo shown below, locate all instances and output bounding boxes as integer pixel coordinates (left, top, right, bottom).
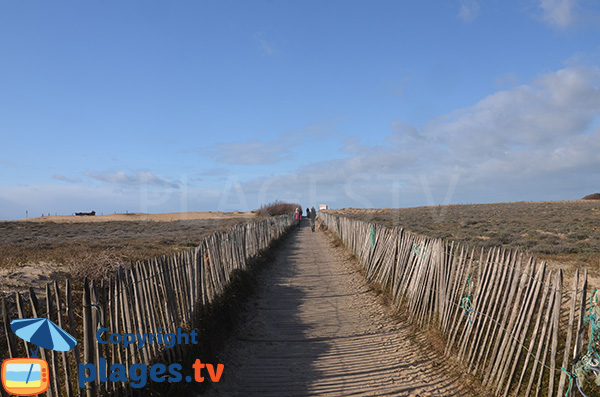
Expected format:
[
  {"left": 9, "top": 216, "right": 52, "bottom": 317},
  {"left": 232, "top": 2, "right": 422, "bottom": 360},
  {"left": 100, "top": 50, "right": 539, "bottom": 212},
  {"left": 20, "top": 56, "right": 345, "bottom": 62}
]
[
  {"left": 0, "top": 215, "right": 293, "bottom": 397},
  {"left": 319, "top": 212, "right": 596, "bottom": 397}
]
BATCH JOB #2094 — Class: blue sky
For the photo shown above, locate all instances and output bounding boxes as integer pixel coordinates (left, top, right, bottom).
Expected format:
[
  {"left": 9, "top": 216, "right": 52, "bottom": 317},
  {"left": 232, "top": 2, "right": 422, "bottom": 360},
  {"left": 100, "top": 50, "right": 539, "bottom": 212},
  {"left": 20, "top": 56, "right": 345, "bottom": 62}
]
[{"left": 1, "top": 0, "right": 599, "bottom": 220}]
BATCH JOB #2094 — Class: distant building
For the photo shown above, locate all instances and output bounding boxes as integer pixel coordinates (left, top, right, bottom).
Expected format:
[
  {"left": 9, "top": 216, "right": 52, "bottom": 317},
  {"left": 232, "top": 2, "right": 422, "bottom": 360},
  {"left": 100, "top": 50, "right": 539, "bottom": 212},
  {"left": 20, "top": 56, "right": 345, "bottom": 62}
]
[
  {"left": 318, "top": 204, "right": 328, "bottom": 211},
  {"left": 75, "top": 211, "right": 96, "bottom": 216}
]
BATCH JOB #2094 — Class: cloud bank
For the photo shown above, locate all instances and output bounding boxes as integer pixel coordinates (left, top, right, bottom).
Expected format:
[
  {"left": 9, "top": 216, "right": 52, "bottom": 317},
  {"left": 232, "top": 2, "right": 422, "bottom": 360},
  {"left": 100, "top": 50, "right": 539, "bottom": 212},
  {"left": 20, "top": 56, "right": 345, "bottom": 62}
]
[
  {"left": 233, "top": 65, "right": 600, "bottom": 209},
  {"left": 2, "top": 66, "right": 598, "bottom": 219}
]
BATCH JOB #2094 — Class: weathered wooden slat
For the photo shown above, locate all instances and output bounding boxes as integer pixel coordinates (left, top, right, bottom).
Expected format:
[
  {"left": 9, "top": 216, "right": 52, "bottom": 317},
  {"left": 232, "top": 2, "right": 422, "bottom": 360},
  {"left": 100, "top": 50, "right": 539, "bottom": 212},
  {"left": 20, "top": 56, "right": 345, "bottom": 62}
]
[
  {"left": 128, "top": 265, "right": 149, "bottom": 365},
  {"left": 1, "top": 298, "right": 17, "bottom": 358},
  {"left": 140, "top": 261, "right": 159, "bottom": 359},
  {"left": 571, "top": 269, "right": 587, "bottom": 397},
  {"left": 82, "top": 278, "right": 96, "bottom": 397},
  {"left": 15, "top": 292, "right": 30, "bottom": 358},
  {"left": 483, "top": 249, "right": 517, "bottom": 385},
  {"left": 503, "top": 260, "right": 547, "bottom": 397},
  {"left": 458, "top": 247, "right": 497, "bottom": 362},
  {"left": 469, "top": 248, "right": 509, "bottom": 372},
  {"left": 65, "top": 279, "right": 81, "bottom": 375},
  {"left": 46, "top": 283, "right": 61, "bottom": 397},
  {"left": 441, "top": 243, "right": 465, "bottom": 336},
  {"left": 29, "top": 288, "right": 53, "bottom": 397},
  {"left": 547, "top": 269, "right": 563, "bottom": 397},
  {"left": 557, "top": 268, "right": 578, "bottom": 397},
  {"left": 53, "top": 281, "right": 73, "bottom": 397},
  {"left": 491, "top": 253, "right": 532, "bottom": 392},
  {"left": 514, "top": 264, "right": 550, "bottom": 396},
  {"left": 90, "top": 281, "right": 105, "bottom": 396},
  {"left": 525, "top": 271, "right": 556, "bottom": 397},
  {"left": 118, "top": 267, "right": 137, "bottom": 370},
  {"left": 445, "top": 248, "right": 477, "bottom": 356},
  {"left": 106, "top": 279, "right": 116, "bottom": 396},
  {"left": 534, "top": 273, "right": 560, "bottom": 397}
]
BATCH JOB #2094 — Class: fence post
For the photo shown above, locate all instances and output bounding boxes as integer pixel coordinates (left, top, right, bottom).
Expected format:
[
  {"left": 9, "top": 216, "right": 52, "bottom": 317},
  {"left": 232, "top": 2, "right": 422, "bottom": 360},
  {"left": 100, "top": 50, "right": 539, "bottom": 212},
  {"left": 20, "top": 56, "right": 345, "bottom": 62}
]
[
  {"left": 1, "top": 298, "right": 17, "bottom": 358},
  {"left": 82, "top": 278, "right": 96, "bottom": 397}
]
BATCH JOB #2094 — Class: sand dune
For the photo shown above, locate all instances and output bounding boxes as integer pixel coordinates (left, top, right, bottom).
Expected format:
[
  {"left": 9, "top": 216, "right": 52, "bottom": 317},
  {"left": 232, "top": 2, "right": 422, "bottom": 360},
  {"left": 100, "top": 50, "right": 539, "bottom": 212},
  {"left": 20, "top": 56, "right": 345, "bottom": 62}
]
[{"left": 18, "top": 211, "right": 257, "bottom": 223}]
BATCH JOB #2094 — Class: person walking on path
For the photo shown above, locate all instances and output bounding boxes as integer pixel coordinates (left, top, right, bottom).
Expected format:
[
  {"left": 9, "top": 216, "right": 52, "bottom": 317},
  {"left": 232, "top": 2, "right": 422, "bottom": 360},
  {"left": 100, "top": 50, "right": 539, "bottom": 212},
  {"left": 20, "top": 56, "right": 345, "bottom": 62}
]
[
  {"left": 306, "top": 207, "right": 310, "bottom": 218},
  {"left": 293, "top": 207, "right": 302, "bottom": 228},
  {"left": 309, "top": 206, "right": 316, "bottom": 232}
]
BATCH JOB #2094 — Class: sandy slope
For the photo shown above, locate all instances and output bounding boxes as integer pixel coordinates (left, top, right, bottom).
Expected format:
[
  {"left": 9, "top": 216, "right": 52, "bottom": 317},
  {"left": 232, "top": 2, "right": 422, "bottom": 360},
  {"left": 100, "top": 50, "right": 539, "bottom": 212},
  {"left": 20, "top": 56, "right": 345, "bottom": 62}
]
[{"left": 18, "top": 211, "right": 256, "bottom": 223}]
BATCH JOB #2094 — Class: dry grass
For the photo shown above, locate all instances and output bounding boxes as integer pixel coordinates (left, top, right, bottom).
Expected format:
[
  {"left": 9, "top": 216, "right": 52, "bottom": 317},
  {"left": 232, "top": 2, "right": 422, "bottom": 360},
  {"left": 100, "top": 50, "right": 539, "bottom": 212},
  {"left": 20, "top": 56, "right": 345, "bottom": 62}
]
[
  {"left": 329, "top": 200, "right": 600, "bottom": 272},
  {"left": 0, "top": 218, "right": 247, "bottom": 291},
  {"left": 582, "top": 193, "right": 600, "bottom": 200}
]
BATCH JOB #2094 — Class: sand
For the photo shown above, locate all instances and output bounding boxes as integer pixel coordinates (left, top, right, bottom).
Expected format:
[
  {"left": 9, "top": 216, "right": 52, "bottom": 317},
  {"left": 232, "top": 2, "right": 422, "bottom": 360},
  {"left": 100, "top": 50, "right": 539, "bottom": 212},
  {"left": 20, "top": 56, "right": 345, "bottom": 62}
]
[
  {"left": 17, "top": 211, "right": 256, "bottom": 223},
  {"left": 17, "top": 211, "right": 257, "bottom": 223}
]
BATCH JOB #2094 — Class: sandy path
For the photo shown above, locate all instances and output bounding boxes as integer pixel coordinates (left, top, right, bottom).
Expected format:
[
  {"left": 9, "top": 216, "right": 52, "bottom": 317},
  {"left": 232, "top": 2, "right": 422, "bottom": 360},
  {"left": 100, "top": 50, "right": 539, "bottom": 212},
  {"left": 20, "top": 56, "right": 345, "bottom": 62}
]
[{"left": 202, "top": 221, "right": 471, "bottom": 396}]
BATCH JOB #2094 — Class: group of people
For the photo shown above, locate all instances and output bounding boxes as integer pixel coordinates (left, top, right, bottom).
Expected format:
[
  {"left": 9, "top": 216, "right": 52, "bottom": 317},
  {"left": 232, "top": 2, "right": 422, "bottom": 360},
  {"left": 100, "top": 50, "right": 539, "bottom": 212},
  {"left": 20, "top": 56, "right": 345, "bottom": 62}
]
[{"left": 293, "top": 206, "right": 317, "bottom": 232}]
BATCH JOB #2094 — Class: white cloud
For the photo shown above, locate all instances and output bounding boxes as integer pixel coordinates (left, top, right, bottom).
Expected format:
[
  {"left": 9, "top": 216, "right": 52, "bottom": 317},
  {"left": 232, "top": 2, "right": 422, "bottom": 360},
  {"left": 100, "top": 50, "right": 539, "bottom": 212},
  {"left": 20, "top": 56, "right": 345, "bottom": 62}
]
[
  {"left": 5, "top": 65, "right": 597, "bottom": 218},
  {"left": 213, "top": 139, "right": 290, "bottom": 165},
  {"left": 425, "top": 66, "right": 600, "bottom": 155},
  {"left": 85, "top": 171, "right": 180, "bottom": 189},
  {"left": 198, "top": 167, "right": 231, "bottom": 177},
  {"left": 495, "top": 72, "right": 518, "bottom": 88},
  {"left": 52, "top": 174, "right": 83, "bottom": 184},
  {"left": 458, "top": 0, "right": 481, "bottom": 22},
  {"left": 0, "top": 160, "right": 21, "bottom": 168},
  {"left": 538, "top": 0, "right": 576, "bottom": 28},
  {"left": 210, "top": 120, "right": 340, "bottom": 167},
  {"left": 229, "top": 65, "right": 600, "bottom": 209},
  {"left": 254, "top": 33, "right": 275, "bottom": 55}
]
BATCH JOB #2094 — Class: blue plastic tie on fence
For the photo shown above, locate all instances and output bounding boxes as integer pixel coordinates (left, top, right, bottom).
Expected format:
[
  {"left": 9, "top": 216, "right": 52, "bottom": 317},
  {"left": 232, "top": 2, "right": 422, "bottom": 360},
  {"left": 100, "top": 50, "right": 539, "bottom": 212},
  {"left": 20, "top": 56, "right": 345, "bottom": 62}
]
[
  {"left": 461, "top": 276, "right": 474, "bottom": 325},
  {"left": 461, "top": 294, "right": 474, "bottom": 325},
  {"left": 560, "top": 367, "right": 574, "bottom": 397},
  {"left": 584, "top": 290, "right": 600, "bottom": 350},
  {"left": 572, "top": 288, "right": 600, "bottom": 394},
  {"left": 370, "top": 226, "right": 375, "bottom": 247},
  {"left": 411, "top": 243, "right": 427, "bottom": 259}
]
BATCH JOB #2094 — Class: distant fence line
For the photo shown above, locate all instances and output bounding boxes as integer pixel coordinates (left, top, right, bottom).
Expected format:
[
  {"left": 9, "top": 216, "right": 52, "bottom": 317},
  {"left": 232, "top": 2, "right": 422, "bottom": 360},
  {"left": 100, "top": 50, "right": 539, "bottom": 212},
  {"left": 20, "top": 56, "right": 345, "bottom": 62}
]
[
  {"left": 0, "top": 215, "right": 293, "bottom": 397},
  {"left": 319, "top": 212, "right": 593, "bottom": 397}
]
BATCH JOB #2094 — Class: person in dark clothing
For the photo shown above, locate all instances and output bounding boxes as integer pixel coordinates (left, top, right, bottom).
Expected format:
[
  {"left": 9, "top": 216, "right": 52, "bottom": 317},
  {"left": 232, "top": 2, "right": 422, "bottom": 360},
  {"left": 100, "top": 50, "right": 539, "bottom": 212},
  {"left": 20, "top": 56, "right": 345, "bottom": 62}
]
[
  {"left": 309, "top": 206, "right": 316, "bottom": 232},
  {"left": 306, "top": 207, "right": 310, "bottom": 218}
]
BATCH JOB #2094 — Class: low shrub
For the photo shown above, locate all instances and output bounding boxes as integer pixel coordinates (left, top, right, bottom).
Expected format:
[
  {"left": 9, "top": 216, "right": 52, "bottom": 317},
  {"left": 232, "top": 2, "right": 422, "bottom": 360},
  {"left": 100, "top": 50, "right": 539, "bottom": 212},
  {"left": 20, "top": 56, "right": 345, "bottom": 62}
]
[{"left": 255, "top": 200, "right": 301, "bottom": 216}]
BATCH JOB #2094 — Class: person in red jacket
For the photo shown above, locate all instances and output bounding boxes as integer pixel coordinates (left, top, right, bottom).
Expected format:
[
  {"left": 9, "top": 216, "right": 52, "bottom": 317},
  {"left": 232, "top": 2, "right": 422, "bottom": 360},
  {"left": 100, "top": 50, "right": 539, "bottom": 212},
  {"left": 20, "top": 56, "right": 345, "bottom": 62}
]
[{"left": 293, "top": 207, "right": 302, "bottom": 228}]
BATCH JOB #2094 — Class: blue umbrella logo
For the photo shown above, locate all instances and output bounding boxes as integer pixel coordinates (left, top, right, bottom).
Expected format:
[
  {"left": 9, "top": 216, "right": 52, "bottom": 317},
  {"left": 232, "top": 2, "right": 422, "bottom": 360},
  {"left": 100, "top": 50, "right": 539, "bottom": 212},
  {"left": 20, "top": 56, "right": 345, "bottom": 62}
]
[
  {"left": 11, "top": 318, "right": 77, "bottom": 355},
  {"left": 8, "top": 318, "right": 77, "bottom": 386}
]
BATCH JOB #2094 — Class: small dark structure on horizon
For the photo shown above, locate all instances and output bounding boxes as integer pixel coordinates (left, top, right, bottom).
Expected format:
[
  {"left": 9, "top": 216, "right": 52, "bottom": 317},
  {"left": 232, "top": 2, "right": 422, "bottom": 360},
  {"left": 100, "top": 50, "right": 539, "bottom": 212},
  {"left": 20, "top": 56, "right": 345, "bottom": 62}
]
[{"left": 75, "top": 211, "right": 96, "bottom": 216}]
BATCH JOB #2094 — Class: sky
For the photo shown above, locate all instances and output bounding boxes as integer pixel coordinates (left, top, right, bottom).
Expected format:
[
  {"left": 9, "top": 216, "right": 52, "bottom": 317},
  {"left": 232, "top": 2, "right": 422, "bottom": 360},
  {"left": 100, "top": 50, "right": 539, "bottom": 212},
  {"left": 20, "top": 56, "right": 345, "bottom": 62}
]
[{"left": 1, "top": 0, "right": 599, "bottom": 220}]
